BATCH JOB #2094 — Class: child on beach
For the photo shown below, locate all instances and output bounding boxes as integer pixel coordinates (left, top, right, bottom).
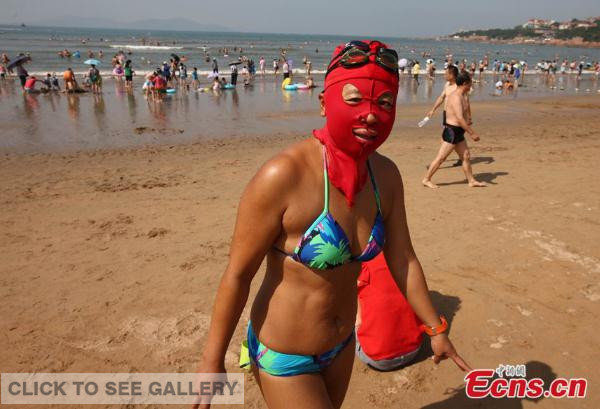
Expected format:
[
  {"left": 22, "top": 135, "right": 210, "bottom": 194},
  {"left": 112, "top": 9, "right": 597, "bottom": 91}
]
[
  {"left": 23, "top": 76, "right": 39, "bottom": 93},
  {"left": 124, "top": 60, "right": 134, "bottom": 89},
  {"left": 113, "top": 63, "right": 124, "bottom": 81},
  {"left": 63, "top": 68, "right": 77, "bottom": 92},
  {"left": 179, "top": 63, "right": 188, "bottom": 89},
  {"left": 191, "top": 67, "right": 199, "bottom": 89},
  {"left": 151, "top": 70, "right": 166, "bottom": 99},
  {"left": 40, "top": 73, "right": 57, "bottom": 92},
  {"left": 162, "top": 61, "right": 171, "bottom": 85},
  {"left": 81, "top": 74, "right": 91, "bottom": 91},
  {"left": 212, "top": 77, "right": 221, "bottom": 93},
  {"left": 0, "top": 64, "right": 5, "bottom": 80},
  {"left": 142, "top": 75, "right": 153, "bottom": 96},
  {"left": 50, "top": 73, "right": 60, "bottom": 90},
  {"left": 241, "top": 64, "right": 250, "bottom": 86}
]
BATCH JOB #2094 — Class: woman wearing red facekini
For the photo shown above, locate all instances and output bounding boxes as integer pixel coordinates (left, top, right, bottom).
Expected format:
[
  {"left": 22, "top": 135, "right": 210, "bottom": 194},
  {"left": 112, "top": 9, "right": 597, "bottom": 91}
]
[{"left": 194, "top": 40, "right": 470, "bottom": 409}]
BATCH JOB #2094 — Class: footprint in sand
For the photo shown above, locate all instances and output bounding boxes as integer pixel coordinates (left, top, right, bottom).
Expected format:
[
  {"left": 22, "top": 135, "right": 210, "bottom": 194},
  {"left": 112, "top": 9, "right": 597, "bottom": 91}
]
[{"left": 71, "top": 310, "right": 210, "bottom": 355}]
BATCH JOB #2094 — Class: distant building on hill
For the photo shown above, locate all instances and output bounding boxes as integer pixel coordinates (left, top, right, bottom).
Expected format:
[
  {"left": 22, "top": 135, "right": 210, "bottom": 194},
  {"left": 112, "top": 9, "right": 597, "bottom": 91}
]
[
  {"left": 524, "top": 16, "right": 597, "bottom": 32},
  {"left": 522, "top": 19, "right": 554, "bottom": 29},
  {"left": 575, "top": 21, "right": 596, "bottom": 28},
  {"left": 558, "top": 22, "right": 573, "bottom": 30}
]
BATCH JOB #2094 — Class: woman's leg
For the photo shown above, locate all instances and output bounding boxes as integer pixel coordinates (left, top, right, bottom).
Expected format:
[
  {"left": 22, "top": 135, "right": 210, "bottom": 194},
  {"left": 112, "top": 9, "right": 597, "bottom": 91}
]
[
  {"left": 251, "top": 336, "right": 355, "bottom": 409},
  {"left": 322, "top": 335, "right": 355, "bottom": 409},
  {"left": 252, "top": 367, "right": 334, "bottom": 409}
]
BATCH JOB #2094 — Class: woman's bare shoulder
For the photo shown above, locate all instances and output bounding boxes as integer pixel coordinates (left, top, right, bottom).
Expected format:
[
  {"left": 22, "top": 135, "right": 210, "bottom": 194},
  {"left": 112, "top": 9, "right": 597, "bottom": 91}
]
[
  {"left": 246, "top": 138, "right": 314, "bottom": 198},
  {"left": 371, "top": 151, "right": 402, "bottom": 183},
  {"left": 370, "top": 152, "right": 404, "bottom": 217}
]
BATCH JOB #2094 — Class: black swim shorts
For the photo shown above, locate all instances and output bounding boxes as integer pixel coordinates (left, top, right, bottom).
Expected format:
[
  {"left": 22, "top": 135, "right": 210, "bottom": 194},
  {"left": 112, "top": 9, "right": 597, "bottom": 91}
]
[{"left": 442, "top": 125, "right": 465, "bottom": 144}]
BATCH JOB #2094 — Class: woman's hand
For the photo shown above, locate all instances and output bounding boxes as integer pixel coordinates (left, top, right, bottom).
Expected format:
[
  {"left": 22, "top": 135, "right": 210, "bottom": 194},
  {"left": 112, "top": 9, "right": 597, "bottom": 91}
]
[
  {"left": 430, "top": 333, "right": 472, "bottom": 372},
  {"left": 191, "top": 360, "right": 227, "bottom": 409}
]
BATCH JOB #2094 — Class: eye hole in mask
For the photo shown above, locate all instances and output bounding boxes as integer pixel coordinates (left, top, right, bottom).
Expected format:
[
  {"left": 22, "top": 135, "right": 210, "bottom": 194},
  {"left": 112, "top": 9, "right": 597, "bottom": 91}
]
[{"left": 341, "top": 83, "right": 395, "bottom": 112}]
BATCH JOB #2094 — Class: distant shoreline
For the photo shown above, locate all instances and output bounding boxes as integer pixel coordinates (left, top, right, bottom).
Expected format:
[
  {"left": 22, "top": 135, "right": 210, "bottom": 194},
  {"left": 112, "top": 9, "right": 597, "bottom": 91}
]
[{"left": 445, "top": 36, "right": 600, "bottom": 49}]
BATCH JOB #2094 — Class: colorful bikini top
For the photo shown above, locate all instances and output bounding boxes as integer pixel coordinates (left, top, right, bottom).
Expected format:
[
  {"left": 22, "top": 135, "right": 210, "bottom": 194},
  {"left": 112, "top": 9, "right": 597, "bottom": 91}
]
[{"left": 275, "top": 147, "right": 385, "bottom": 270}]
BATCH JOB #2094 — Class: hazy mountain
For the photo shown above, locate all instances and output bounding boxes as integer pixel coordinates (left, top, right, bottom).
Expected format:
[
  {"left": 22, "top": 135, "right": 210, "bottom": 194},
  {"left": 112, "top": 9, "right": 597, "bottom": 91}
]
[
  {"left": 28, "top": 16, "right": 231, "bottom": 32},
  {"left": 128, "top": 18, "right": 230, "bottom": 32}
]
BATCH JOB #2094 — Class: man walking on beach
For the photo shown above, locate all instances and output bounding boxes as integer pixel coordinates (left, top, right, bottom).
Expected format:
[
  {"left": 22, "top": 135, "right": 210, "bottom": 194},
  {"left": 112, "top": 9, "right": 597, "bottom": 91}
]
[
  {"left": 425, "top": 65, "right": 470, "bottom": 167},
  {"left": 426, "top": 65, "right": 459, "bottom": 125},
  {"left": 423, "top": 71, "right": 485, "bottom": 188}
]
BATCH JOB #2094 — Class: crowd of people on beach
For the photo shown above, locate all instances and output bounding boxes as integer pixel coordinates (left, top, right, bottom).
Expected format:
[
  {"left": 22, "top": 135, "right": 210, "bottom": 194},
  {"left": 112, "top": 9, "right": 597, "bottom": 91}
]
[
  {"left": 0, "top": 46, "right": 324, "bottom": 101},
  {"left": 2, "top": 45, "right": 599, "bottom": 98}
]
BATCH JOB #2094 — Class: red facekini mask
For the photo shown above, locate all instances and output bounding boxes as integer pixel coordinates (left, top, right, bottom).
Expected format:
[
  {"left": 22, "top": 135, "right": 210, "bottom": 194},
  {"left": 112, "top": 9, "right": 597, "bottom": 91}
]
[{"left": 314, "top": 41, "right": 399, "bottom": 207}]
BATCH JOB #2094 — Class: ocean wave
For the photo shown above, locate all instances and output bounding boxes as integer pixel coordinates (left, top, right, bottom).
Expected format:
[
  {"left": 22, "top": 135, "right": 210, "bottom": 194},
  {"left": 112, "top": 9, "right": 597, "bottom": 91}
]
[{"left": 109, "top": 45, "right": 184, "bottom": 50}]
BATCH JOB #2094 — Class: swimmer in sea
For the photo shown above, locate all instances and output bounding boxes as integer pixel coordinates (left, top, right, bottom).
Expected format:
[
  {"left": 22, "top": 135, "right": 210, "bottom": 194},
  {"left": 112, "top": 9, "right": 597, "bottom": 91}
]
[{"left": 423, "top": 71, "right": 485, "bottom": 188}]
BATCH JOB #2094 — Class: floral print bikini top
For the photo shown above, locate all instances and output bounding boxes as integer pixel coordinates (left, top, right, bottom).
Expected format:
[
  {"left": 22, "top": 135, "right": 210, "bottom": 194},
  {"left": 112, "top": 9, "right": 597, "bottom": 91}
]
[{"left": 274, "top": 148, "right": 385, "bottom": 270}]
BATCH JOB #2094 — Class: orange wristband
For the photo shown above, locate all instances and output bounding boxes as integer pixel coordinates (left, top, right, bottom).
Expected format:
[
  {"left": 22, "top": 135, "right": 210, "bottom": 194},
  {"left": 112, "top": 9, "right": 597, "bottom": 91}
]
[{"left": 420, "top": 315, "right": 448, "bottom": 336}]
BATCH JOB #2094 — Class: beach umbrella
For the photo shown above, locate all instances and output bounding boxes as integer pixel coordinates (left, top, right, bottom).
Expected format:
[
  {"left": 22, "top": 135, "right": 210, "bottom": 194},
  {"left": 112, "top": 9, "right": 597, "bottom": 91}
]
[
  {"left": 398, "top": 58, "right": 408, "bottom": 68},
  {"left": 84, "top": 59, "right": 101, "bottom": 66},
  {"left": 6, "top": 55, "right": 30, "bottom": 70}
]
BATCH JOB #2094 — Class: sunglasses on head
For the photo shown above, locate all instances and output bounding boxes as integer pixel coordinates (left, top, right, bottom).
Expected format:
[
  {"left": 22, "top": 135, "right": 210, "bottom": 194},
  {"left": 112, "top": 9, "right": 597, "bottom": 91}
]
[{"left": 325, "top": 41, "right": 399, "bottom": 78}]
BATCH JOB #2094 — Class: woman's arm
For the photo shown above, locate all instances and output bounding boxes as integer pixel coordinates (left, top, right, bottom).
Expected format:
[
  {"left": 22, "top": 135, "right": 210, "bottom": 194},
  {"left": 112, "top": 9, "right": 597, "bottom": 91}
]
[
  {"left": 381, "top": 159, "right": 471, "bottom": 371},
  {"left": 199, "top": 154, "right": 299, "bottom": 369}
]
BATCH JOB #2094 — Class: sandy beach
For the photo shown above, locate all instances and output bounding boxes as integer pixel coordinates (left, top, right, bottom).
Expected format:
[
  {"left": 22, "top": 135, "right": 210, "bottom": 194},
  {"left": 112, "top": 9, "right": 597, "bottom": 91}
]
[{"left": 1, "top": 95, "right": 599, "bottom": 408}]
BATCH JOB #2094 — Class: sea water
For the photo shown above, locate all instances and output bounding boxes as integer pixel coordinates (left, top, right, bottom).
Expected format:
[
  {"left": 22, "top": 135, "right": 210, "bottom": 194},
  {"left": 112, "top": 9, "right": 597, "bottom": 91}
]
[{"left": 2, "top": 25, "right": 600, "bottom": 76}]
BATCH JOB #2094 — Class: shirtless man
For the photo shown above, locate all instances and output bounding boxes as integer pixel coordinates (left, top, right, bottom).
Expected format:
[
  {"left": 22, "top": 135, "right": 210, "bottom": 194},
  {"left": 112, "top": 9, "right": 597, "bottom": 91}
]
[
  {"left": 425, "top": 65, "right": 470, "bottom": 167},
  {"left": 423, "top": 71, "right": 485, "bottom": 188},
  {"left": 426, "top": 64, "right": 458, "bottom": 125}
]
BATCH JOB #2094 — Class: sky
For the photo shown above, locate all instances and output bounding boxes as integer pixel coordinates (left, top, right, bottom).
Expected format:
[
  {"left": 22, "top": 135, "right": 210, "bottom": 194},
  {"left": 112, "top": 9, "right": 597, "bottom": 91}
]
[{"left": 0, "top": 0, "right": 599, "bottom": 37}]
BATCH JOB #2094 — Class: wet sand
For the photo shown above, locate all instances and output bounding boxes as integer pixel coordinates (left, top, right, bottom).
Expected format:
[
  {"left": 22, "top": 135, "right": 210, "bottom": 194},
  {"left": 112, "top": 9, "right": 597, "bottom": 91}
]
[
  {"left": 1, "top": 95, "right": 599, "bottom": 408},
  {"left": 1, "top": 73, "right": 599, "bottom": 154}
]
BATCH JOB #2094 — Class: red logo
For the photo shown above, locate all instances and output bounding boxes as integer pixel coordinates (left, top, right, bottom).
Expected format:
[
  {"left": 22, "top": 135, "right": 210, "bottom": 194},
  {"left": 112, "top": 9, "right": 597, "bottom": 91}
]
[{"left": 465, "top": 367, "right": 587, "bottom": 399}]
